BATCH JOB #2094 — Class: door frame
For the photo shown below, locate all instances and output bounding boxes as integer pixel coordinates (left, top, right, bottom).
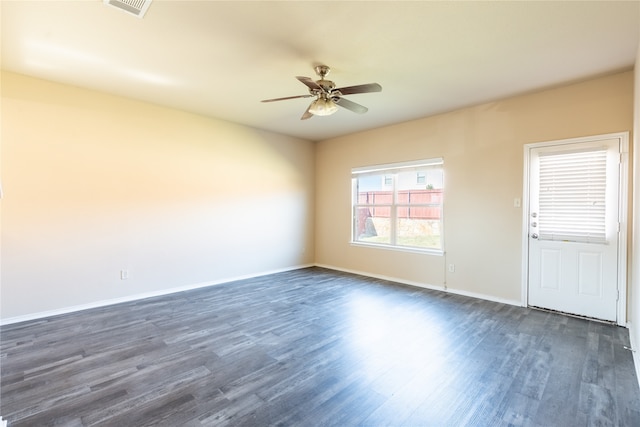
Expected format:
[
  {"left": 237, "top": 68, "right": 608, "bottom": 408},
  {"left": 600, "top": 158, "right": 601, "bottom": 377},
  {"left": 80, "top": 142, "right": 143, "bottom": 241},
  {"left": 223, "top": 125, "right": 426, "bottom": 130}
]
[{"left": 521, "top": 132, "right": 629, "bottom": 326}]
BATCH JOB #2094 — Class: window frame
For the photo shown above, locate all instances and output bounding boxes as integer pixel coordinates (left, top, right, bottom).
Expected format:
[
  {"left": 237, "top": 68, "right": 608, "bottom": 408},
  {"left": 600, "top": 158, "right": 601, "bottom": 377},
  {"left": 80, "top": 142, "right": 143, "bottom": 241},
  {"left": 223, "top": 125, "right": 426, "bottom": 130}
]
[{"left": 351, "top": 158, "right": 444, "bottom": 255}]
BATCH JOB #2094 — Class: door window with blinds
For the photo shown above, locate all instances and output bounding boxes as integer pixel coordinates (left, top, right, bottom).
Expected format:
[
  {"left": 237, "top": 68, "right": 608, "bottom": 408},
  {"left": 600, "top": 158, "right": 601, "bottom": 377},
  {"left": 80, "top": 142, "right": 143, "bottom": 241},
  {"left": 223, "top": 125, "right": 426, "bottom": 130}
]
[
  {"left": 536, "top": 148, "right": 609, "bottom": 243},
  {"left": 351, "top": 159, "right": 444, "bottom": 253}
]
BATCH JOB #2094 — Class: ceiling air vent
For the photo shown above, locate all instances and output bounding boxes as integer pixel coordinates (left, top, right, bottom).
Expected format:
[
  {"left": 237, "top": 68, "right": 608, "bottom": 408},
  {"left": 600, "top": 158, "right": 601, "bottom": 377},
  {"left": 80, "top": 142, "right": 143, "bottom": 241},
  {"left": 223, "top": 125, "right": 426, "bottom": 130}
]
[{"left": 104, "top": 0, "right": 152, "bottom": 18}]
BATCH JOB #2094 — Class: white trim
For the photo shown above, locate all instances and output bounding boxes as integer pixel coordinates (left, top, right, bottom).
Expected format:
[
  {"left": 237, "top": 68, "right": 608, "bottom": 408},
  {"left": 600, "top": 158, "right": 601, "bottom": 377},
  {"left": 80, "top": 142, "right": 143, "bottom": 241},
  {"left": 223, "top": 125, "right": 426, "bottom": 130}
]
[
  {"left": 444, "top": 286, "right": 521, "bottom": 307},
  {"left": 315, "top": 263, "right": 521, "bottom": 307},
  {"left": 349, "top": 241, "right": 444, "bottom": 256},
  {"left": 618, "top": 135, "right": 630, "bottom": 326},
  {"left": 0, "top": 264, "right": 314, "bottom": 326},
  {"left": 521, "top": 132, "right": 629, "bottom": 326},
  {"left": 352, "top": 157, "right": 443, "bottom": 175},
  {"left": 521, "top": 144, "right": 532, "bottom": 308}
]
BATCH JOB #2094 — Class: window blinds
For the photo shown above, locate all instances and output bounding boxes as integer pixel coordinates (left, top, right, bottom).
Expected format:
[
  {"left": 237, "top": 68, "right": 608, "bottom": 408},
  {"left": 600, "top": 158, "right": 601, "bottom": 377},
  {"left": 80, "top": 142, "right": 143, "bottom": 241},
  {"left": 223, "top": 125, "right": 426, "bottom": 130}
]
[{"left": 537, "top": 149, "right": 607, "bottom": 244}]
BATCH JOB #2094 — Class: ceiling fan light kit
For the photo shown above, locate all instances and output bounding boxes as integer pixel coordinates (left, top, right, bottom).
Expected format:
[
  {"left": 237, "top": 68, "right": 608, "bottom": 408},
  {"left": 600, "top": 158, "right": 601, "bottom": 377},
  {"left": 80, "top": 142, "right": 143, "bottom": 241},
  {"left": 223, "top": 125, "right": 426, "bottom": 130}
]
[
  {"left": 261, "top": 65, "right": 382, "bottom": 120},
  {"left": 308, "top": 97, "right": 338, "bottom": 116}
]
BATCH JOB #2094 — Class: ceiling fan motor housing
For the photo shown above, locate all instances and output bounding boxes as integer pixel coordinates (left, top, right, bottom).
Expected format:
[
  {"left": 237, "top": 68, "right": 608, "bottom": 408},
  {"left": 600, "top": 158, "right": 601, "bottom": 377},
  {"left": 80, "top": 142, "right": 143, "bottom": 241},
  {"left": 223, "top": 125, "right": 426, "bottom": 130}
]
[
  {"left": 317, "top": 80, "right": 336, "bottom": 92},
  {"left": 314, "top": 65, "right": 335, "bottom": 93}
]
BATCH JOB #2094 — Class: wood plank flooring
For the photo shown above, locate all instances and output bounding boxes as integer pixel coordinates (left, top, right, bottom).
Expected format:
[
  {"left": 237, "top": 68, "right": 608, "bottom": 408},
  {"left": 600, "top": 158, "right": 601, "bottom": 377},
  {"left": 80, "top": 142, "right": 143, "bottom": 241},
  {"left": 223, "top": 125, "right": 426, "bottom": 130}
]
[{"left": 2, "top": 267, "right": 639, "bottom": 426}]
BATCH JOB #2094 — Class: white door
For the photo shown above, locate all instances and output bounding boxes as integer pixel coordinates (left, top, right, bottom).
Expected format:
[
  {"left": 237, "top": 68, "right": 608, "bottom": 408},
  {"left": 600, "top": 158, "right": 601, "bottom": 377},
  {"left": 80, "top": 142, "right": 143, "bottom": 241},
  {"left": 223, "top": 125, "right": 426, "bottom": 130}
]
[{"left": 527, "top": 137, "right": 621, "bottom": 322}]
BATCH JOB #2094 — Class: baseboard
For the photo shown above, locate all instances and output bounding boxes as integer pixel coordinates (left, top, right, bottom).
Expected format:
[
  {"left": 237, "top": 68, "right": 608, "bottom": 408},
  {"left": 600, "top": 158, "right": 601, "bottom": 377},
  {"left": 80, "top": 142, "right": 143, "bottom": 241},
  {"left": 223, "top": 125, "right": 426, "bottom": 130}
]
[
  {"left": 627, "top": 321, "right": 640, "bottom": 390},
  {"left": 0, "top": 264, "right": 314, "bottom": 326},
  {"left": 444, "top": 286, "right": 522, "bottom": 307},
  {"left": 314, "top": 263, "right": 522, "bottom": 307}
]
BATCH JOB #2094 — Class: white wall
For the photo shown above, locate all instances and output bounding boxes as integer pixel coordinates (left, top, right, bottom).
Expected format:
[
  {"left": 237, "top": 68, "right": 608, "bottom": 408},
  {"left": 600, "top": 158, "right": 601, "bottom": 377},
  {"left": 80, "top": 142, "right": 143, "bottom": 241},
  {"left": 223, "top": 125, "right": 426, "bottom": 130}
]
[{"left": 0, "top": 72, "right": 316, "bottom": 322}]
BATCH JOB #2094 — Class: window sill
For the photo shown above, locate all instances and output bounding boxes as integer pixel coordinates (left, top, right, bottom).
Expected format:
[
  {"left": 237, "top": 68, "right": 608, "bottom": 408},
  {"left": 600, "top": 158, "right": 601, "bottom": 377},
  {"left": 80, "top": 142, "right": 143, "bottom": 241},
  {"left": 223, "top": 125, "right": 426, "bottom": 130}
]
[{"left": 350, "top": 241, "right": 444, "bottom": 256}]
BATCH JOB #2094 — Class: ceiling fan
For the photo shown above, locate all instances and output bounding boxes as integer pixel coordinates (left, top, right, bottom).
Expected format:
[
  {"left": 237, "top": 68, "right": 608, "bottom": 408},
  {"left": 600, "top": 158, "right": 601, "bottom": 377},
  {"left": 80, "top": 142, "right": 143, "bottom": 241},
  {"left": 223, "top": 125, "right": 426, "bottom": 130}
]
[{"left": 261, "top": 65, "right": 382, "bottom": 120}]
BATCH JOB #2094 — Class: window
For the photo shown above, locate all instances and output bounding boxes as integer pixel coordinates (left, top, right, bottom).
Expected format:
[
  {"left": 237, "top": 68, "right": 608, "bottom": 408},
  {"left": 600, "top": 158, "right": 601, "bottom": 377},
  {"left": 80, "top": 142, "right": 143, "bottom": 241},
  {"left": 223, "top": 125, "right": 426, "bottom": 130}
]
[{"left": 352, "top": 159, "right": 444, "bottom": 253}]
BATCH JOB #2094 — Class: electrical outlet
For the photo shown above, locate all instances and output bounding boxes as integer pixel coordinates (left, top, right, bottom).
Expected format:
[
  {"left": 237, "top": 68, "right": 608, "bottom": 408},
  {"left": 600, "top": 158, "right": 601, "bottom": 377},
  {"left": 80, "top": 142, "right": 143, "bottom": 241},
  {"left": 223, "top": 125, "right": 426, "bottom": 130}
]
[
  {"left": 448, "top": 264, "right": 455, "bottom": 273},
  {"left": 120, "top": 269, "right": 129, "bottom": 280}
]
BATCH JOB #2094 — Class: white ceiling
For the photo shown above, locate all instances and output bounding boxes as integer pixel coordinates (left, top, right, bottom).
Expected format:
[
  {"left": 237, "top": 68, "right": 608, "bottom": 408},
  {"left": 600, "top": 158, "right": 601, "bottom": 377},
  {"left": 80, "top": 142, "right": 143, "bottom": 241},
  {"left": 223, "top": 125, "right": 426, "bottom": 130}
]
[{"left": 2, "top": 1, "right": 639, "bottom": 141}]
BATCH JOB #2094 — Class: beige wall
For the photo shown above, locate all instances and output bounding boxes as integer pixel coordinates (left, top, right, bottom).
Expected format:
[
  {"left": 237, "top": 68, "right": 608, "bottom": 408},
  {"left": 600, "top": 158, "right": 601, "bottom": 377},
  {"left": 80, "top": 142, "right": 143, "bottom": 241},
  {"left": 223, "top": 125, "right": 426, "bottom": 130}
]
[
  {"left": 1, "top": 71, "right": 315, "bottom": 321},
  {"left": 316, "top": 71, "right": 634, "bottom": 304}
]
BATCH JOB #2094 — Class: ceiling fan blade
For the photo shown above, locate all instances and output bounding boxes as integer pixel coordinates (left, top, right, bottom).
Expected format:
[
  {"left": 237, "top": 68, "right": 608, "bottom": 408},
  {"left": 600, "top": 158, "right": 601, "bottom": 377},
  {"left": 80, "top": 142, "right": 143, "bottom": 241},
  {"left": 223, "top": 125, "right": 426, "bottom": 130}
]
[
  {"left": 301, "top": 103, "right": 314, "bottom": 120},
  {"left": 296, "top": 76, "right": 322, "bottom": 91},
  {"left": 261, "top": 94, "right": 313, "bottom": 103},
  {"left": 335, "top": 83, "right": 382, "bottom": 96},
  {"left": 334, "top": 97, "right": 368, "bottom": 114}
]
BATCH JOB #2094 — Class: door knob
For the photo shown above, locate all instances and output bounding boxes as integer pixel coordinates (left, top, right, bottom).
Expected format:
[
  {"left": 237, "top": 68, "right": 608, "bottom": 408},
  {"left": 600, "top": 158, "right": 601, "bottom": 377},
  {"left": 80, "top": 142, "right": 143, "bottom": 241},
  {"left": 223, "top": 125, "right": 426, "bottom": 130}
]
[{"left": 531, "top": 233, "right": 539, "bottom": 239}]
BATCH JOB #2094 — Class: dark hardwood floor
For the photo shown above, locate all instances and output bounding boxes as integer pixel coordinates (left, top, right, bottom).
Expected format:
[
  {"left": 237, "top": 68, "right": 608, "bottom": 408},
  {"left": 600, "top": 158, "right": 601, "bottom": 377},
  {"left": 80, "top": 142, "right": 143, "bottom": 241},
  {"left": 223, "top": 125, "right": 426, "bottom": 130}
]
[{"left": 1, "top": 267, "right": 639, "bottom": 426}]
